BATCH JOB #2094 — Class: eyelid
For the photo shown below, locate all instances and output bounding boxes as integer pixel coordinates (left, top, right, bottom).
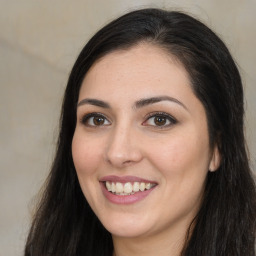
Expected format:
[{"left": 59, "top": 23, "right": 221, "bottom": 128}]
[
  {"left": 142, "top": 111, "right": 177, "bottom": 127},
  {"left": 80, "top": 112, "right": 111, "bottom": 126}
]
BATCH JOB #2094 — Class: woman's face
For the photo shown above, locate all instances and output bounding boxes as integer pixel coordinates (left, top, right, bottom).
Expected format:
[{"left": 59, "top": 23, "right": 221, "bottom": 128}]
[{"left": 72, "top": 44, "right": 219, "bottom": 239}]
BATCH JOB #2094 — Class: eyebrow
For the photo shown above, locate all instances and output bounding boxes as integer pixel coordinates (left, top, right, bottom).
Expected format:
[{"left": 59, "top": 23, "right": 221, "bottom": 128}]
[
  {"left": 134, "top": 96, "right": 188, "bottom": 110},
  {"left": 77, "top": 98, "right": 110, "bottom": 108},
  {"left": 77, "top": 96, "right": 187, "bottom": 110}
]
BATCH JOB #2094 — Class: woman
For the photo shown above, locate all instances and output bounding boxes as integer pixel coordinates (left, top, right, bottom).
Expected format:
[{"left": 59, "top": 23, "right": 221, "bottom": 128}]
[{"left": 24, "top": 8, "right": 256, "bottom": 256}]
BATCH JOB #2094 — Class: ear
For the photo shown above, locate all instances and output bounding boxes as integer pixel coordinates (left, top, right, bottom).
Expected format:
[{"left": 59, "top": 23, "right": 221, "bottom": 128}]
[{"left": 209, "top": 145, "right": 221, "bottom": 172}]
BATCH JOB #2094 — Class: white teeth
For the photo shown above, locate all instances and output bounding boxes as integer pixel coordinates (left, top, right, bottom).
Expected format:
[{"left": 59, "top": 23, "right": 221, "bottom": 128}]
[
  {"left": 140, "top": 182, "right": 145, "bottom": 191},
  {"left": 105, "top": 181, "right": 155, "bottom": 195},
  {"left": 133, "top": 182, "right": 140, "bottom": 192},
  {"left": 106, "top": 181, "right": 111, "bottom": 191},
  {"left": 124, "top": 182, "right": 133, "bottom": 193},
  {"left": 111, "top": 182, "right": 116, "bottom": 193},
  {"left": 145, "top": 183, "right": 151, "bottom": 190},
  {"left": 115, "top": 182, "right": 123, "bottom": 193}
]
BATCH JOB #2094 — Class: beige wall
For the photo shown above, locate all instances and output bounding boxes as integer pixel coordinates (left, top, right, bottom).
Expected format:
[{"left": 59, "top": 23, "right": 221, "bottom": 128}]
[{"left": 0, "top": 1, "right": 255, "bottom": 255}]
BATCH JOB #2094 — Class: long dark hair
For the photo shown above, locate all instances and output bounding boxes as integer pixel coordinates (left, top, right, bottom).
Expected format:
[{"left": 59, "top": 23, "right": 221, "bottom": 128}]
[{"left": 24, "top": 8, "right": 256, "bottom": 256}]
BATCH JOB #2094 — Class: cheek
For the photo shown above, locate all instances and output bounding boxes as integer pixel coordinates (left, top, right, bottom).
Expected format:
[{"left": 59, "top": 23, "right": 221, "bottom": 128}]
[
  {"left": 72, "top": 132, "right": 102, "bottom": 176},
  {"left": 71, "top": 132, "right": 104, "bottom": 208},
  {"left": 151, "top": 136, "right": 210, "bottom": 217},
  {"left": 150, "top": 132, "right": 210, "bottom": 179}
]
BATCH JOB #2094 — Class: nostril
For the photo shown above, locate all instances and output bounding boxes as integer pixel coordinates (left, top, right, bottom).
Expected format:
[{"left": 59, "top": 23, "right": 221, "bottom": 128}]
[{"left": 123, "top": 160, "right": 132, "bottom": 164}]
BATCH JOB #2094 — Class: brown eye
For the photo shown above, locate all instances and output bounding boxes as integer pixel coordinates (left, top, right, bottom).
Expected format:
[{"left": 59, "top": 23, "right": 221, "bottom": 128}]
[
  {"left": 143, "top": 112, "right": 177, "bottom": 128},
  {"left": 81, "top": 113, "right": 111, "bottom": 127},
  {"left": 154, "top": 116, "right": 167, "bottom": 126},
  {"left": 93, "top": 116, "right": 105, "bottom": 126}
]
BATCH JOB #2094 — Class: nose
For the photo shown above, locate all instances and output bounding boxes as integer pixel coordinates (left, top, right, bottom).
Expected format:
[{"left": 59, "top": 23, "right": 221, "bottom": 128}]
[{"left": 104, "top": 124, "right": 143, "bottom": 168}]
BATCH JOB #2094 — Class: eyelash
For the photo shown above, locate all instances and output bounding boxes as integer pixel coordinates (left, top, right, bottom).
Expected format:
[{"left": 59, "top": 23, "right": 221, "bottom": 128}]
[
  {"left": 143, "top": 112, "right": 177, "bottom": 128},
  {"left": 80, "top": 112, "right": 111, "bottom": 127},
  {"left": 80, "top": 112, "right": 177, "bottom": 128}
]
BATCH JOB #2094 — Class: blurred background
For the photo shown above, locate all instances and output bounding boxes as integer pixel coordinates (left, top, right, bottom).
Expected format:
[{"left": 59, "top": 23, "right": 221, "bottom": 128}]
[{"left": 0, "top": 0, "right": 255, "bottom": 255}]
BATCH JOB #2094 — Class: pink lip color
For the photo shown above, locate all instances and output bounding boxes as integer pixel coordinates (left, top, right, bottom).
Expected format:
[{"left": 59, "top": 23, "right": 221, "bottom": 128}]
[{"left": 99, "top": 176, "right": 157, "bottom": 205}]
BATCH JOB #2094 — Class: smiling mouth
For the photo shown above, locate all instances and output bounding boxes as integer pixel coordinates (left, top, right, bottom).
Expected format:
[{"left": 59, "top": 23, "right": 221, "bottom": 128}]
[{"left": 103, "top": 181, "right": 157, "bottom": 196}]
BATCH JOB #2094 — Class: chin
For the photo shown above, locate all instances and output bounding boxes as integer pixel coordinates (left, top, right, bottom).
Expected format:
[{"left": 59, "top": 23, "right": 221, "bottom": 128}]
[
  {"left": 107, "top": 225, "right": 150, "bottom": 238},
  {"left": 99, "top": 214, "right": 152, "bottom": 238}
]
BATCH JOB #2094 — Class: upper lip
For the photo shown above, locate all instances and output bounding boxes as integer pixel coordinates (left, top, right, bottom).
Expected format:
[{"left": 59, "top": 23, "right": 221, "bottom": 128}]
[{"left": 99, "top": 175, "right": 157, "bottom": 184}]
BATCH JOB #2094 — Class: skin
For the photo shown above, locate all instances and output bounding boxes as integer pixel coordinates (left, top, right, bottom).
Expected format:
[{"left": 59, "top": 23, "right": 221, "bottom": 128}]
[{"left": 72, "top": 43, "right": 220, "bottom": 256}]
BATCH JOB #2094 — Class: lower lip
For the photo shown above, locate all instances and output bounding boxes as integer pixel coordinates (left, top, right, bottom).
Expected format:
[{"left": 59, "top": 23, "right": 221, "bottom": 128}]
[{"left": 100, "top": 182, "right": 156, "bottom": 205}]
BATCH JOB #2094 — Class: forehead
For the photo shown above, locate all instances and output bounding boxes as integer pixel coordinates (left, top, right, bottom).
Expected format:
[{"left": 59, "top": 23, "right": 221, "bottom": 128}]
[{"left": 79, "top": 43, "right": 193, "bottom": 100}]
